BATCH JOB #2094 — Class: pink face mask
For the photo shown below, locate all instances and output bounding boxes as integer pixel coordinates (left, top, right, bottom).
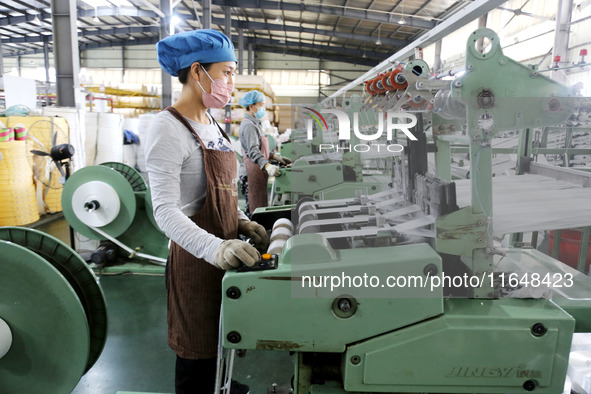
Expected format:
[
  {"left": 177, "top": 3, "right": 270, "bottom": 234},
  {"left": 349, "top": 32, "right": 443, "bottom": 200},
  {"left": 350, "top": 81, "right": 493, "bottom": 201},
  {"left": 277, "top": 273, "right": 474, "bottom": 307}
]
[{"left": 197, "top": 66, "right": 234, "bottom": 108}]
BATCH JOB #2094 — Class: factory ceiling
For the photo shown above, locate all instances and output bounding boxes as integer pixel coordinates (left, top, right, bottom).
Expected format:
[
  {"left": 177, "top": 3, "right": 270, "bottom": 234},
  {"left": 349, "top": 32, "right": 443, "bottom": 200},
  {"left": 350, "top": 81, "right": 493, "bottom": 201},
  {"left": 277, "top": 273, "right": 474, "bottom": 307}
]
[{"left": 0, "top": 0, "right": 542, "bottom": 66}]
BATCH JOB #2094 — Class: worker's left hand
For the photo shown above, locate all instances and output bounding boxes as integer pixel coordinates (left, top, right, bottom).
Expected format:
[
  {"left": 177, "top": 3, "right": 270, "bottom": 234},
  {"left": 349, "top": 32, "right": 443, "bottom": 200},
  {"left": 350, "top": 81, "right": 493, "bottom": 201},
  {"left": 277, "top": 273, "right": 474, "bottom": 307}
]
[
  {"left": 238, "top": 220, "right": 270, "bottom": 252},
  {"left": 272, "top": 154, "right": 292, "bottom": 166}
]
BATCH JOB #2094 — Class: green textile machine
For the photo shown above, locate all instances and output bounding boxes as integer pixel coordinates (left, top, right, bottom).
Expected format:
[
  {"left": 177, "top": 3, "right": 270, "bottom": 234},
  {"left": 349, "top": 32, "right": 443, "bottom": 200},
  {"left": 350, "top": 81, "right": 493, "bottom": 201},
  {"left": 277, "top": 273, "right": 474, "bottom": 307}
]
[
  {"left": 221, "top": 28, "right": 591, "bottom": 393},
  {"left": 61, "top": 162, "right": 168, "bottom": 270}
]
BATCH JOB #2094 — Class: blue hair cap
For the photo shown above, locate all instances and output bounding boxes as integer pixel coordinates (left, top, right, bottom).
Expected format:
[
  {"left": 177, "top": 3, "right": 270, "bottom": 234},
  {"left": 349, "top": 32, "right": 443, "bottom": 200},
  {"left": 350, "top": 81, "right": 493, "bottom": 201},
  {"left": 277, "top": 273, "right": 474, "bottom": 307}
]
[
  {"left": 238, "top": 90, "right": 266, "bottom": 108},
  {"left": 157, "top": 29, "right": 237, "bottom": 77}
]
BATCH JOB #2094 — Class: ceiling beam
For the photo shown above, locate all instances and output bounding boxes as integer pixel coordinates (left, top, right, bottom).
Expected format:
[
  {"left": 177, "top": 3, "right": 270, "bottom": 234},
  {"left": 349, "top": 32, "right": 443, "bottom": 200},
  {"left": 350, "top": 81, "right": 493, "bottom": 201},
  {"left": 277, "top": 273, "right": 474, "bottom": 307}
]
[
  {"left": 208, "top": 16, "right": 408, "bottom": 47},
  {"left": 79, "top": 35, "right": 156, "bottom": 50},
  {"left": 77, "top": 7, "right": 157, "bottom": 18},
  {"left": 259, "top": 46, "right": 378, "bottom": 67},
  {"left": 1, "top": 26, "right": 160, "bottom": 44},
  {"left": 2, "top": 17, "right": 407, "bottom": 52},
  {"left": 136, "top": 0, "right": 166, "bottom": 18},
  {"left": 248, "top": 36, "right": 387, "bottom": 61},
  {"left": 62, "top": 0, "right": 436, "bottom": 30},
  {"left": 1, "top": 32, "right": 384, "bottom": 66},
  {"left": 211, "top": 0, "right": 436, "bottom": 29},
  {"left": 0, "top": 10, "right": 51, "bottom": 26},
  {"left": 325, "top": 0, "right": 509, "bottom": 101}
]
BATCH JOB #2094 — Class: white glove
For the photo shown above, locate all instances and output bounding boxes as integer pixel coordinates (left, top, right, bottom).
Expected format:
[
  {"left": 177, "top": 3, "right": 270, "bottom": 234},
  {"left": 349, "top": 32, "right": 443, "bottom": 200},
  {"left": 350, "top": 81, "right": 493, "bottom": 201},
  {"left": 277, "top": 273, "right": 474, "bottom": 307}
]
[
  {"left": 238, "top": 220, "right": 269, "bottom": 252},
  {"left": 264, "top": 163, "right": 281, "bottom": 177},
  {"left": 213, "top": 240, "right": 260, "bottom": 270}
]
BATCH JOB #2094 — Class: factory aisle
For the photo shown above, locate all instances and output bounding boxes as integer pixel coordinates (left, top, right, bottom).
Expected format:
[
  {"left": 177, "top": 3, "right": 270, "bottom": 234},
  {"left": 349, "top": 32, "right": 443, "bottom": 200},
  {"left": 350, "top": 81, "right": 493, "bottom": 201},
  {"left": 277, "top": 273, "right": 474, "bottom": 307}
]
[
  {"left": 33, "top": 216, "right": 294, "bottom": 394},
  {"left": 72, "top": 274, "right": 175, "bottom": 393}
]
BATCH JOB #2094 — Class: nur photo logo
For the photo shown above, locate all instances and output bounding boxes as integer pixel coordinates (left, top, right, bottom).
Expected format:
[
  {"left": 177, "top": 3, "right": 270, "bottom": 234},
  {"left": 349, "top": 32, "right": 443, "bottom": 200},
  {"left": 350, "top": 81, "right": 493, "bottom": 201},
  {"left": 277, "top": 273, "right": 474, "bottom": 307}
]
[{"left": 303, "top": 108, "right": 419, "bottom": 153}]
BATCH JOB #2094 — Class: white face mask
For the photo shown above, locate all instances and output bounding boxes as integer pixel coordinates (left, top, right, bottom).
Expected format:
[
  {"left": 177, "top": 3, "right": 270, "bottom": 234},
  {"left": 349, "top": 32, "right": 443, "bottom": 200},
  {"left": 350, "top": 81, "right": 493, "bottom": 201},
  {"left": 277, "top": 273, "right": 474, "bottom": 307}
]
[{"left": 196, "top": 66, "right": 234, "bottom": 108}]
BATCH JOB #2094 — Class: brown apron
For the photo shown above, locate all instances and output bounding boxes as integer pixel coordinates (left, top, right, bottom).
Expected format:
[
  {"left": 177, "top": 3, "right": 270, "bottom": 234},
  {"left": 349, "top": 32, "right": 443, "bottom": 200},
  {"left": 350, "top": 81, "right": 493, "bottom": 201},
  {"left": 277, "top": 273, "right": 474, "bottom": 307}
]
[
  {"left": 164, "top": 106, "right": 239, "bottom": 359},
  {"left": 243, "top": 118, "right": 270, "bottom": 213}
]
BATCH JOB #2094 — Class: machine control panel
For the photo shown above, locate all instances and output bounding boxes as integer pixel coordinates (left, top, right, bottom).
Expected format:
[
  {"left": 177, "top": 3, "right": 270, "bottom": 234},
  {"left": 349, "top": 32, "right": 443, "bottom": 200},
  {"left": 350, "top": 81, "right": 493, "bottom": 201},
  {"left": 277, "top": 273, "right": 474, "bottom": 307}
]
[{"left": 236, "top": 253, "right": 278, "bottom": 272}]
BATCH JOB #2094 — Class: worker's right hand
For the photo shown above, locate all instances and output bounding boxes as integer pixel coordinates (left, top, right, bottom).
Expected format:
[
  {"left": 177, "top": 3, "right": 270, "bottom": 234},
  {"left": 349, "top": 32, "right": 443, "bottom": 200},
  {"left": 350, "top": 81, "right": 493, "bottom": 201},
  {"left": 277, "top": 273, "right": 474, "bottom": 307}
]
[
  {"left": 264, "top": 163, "right": 282, "bottom": 177},
  {"left": 213, "top": 240, "right": 260, "bottom": 270}
]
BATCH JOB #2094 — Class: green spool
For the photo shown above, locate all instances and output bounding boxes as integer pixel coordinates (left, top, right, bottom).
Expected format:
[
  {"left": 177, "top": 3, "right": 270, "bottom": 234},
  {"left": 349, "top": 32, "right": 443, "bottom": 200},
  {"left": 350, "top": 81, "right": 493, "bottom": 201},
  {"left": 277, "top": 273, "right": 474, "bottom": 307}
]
[
  {"left": 100, "top": 161, "right": 147, "bottom": 192},
  {"left": 62, "top": 165, "right": 136, "bottom": 240},
  {"left": 0, "top": 227, "right": 107, "bottom": 373},
  {"left": 0, "top": 240, "right": 90, "bottom": 393}
]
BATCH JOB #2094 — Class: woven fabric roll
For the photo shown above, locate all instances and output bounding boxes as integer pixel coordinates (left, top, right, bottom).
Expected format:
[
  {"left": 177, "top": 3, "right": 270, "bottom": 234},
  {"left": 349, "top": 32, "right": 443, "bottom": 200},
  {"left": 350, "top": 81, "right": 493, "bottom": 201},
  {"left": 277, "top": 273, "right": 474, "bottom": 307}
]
[
  {"left": 0, "top": 141, "right": 39, "bottom": 225},
  {"left": 122, "top": 118, "right": 140, "bottom": 134},
  {"left": 9, "top": 116, "right": 70, "bottom": 214},
  {"left": 272, "top": 218, "right": 294, "bottom": 233},
  {"left": 267, "top": 239, "right": 287, "bottom": 255},
  {"left": 122, "top": 117, "right": 140, "bottom": 169},
  {"left": 0, "top": 183, "right": 39, "bottom": 225},
  {"left": 123, "top": 144, "right": 137, "bottom": 169},
  {"left": 14, "top": 127, "right": 27, "bottom": 141},
  {"left": 270, "top": 226, "right": 292, "bottom": 242},
  {"left": 0, "top": 128, "right": 14, "bottom": 142},
  {"left": 86, "top": 112, "right": 124, "bottom": 165},
  {"left": 0, "top": 141, "right": 34, "bottom": 187},
  {"left": 43, "top": 187, "right": 63, "bottom": 213}
]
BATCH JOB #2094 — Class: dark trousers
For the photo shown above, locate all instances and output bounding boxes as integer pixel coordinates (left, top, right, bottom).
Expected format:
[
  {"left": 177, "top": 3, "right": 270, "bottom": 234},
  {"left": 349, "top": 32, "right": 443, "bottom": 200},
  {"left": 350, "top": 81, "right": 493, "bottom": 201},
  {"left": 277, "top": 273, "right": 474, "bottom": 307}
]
[{"left": 175, "top": 355, "right": 216, "bottom": 393}]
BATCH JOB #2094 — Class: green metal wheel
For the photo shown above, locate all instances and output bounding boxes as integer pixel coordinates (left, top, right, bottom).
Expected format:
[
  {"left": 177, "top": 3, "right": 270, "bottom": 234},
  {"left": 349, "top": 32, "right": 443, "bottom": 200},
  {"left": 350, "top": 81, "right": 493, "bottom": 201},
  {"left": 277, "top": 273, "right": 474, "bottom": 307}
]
[
  {"left": 0, "top": 240, "right": 90, "bottom": 393},
  {"left": 0, "top": 227, "right": 107, "bottom": 373},
  {"left": 99, "top": 161, "right": 147, "bottom": 192},
  {"left": 62, "top": 165, "right": 136, "bottom": 240}
]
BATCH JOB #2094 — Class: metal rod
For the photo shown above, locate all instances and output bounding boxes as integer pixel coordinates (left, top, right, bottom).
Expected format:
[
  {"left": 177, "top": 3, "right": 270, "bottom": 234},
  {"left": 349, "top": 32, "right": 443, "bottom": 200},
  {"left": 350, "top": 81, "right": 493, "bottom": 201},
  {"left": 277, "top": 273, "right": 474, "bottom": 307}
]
[{"left": 90, "top": 226, "right": 167, "bottom": 265}]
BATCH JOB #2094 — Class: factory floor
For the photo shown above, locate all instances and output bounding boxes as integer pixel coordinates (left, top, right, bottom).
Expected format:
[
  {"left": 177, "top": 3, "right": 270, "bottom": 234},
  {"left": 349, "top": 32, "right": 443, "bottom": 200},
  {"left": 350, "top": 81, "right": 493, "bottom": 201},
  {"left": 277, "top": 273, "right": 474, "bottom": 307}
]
[{"left": 32, "top": 214, "right": 294, "bottom": 394}]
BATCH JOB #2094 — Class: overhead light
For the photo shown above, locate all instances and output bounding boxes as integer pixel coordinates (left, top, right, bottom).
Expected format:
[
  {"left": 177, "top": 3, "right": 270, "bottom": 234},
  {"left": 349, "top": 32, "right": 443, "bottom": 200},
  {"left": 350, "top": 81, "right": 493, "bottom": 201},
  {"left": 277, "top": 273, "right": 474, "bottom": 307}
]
[
  {"left": 375, "top": 25, "right": 382, "bottom": 46},
  {"left": 171, "top": 15, "right": 182, "bottom": 33},
  {"left": 275, "top": 16, "right": 282, "bottom": 23},
  {"left": 32, "top": 15, "right": 41, "bottom": 24},
  {"left": 171, "top": 15, "right": 182, "bottom": 26},
  {"left": 279, "top": 38, "right": 285, "bottom": 43},
  {"left": 93, "top": 16, "right": 100, "bottom": 22},
  {"left": 362, "top": 52, "right": 367, "bottom": 59},
  {"left": 129, "top": 35, "right": 135, "bottom": 40},
  {"left": 398, "top": 0, "right": 407, "bottom": 26},
  {"left": 93, "top": 7, "right": 100, "bottom": 22}
]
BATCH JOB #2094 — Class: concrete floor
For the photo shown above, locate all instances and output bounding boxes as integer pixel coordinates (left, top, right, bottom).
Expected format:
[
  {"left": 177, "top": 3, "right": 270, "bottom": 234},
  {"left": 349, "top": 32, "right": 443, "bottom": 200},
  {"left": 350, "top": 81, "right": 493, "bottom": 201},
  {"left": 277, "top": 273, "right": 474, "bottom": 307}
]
[{"left": 33, "top": 215, "right": 294, "bottom": 394}]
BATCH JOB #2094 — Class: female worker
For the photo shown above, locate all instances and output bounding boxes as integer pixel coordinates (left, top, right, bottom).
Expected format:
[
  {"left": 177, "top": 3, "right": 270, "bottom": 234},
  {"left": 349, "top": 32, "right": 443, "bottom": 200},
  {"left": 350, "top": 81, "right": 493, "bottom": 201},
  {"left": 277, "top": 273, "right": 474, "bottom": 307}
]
[
  {"left": 238, "top": 90, "right": 291, "bottom": 216},
  {"left": 145, "top": 29, "right": 268, "bottom": 393}
]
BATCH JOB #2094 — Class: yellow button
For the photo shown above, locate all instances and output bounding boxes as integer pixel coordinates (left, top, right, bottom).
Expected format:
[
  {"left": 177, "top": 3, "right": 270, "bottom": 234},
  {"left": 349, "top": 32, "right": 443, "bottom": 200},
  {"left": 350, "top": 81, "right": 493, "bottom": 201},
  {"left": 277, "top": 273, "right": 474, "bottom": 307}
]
[{"left": 262, "top": 253, "right": 272, "bottom": 260}]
